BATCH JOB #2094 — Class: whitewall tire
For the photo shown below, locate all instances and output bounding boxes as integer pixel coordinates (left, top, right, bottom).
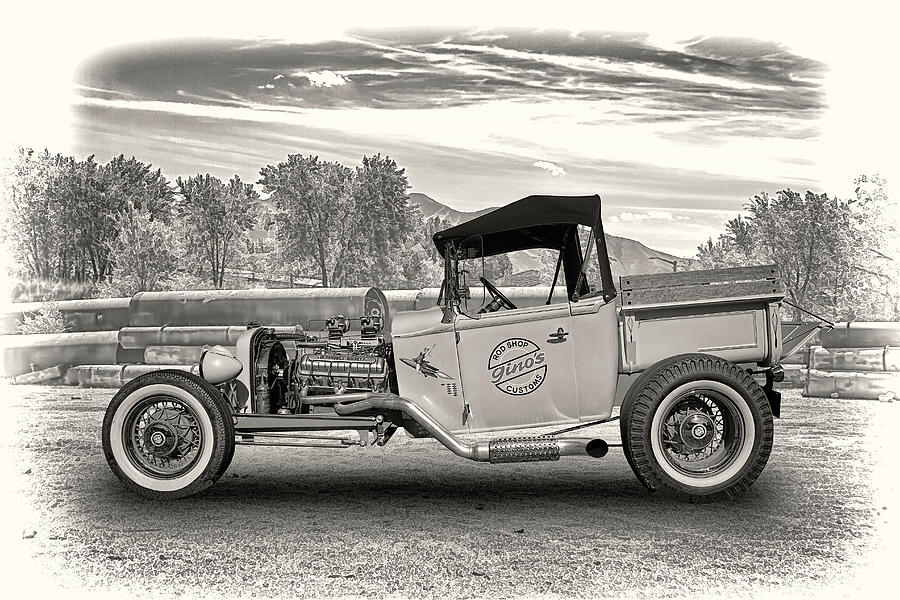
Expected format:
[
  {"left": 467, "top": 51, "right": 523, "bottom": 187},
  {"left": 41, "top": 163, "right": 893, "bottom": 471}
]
[
  {"left": 102, "top": 370, "right": 234, "bottom": 499},
  {"left": 621, "top": 354, "right": 774, "bottom": 500}
]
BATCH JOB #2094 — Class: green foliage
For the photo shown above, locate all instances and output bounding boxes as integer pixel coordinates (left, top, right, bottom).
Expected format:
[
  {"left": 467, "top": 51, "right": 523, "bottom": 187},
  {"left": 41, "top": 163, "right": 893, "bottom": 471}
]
[
  {"left": 176, "top": 173, "right": 260, "bottom": 289},
  {"left": 15, "top": 295, "right": 68, "bottom": 334},
  {"left": 695, "top": 179, "right": 896, "bottom": 321},
  {"left": 7, "top": 278, "right": 96, "bottom": 302},
  {"left": 260, "top": 154, "right": 436, "bottom": 288},
  {"left": 1, "top": 147, "right": 174, "bottom": 287},
  {"left": 98, "top": 202, "right": 180, "bottom": 296}
]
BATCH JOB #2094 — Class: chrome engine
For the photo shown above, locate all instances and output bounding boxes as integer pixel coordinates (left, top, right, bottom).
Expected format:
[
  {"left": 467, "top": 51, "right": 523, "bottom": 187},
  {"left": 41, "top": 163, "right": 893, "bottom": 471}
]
[{"left": 248, "top": 315, "right": 391, "bottom": 414}]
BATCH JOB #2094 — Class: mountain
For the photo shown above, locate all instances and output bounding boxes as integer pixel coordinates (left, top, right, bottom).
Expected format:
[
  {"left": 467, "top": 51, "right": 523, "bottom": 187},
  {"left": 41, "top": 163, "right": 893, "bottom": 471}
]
[
  {"left": 410, "top": 192, "right": 685, "bottom": 279},
  {"left": 410, "top": 192, "right": 497, "bottom": 224},
  {"left": 603, "top": 233, "right": 683, "bottom": 279}
]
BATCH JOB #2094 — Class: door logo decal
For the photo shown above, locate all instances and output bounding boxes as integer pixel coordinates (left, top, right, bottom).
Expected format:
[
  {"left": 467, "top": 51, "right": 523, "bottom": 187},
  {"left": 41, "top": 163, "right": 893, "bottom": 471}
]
[
  {"left": 400, "top": 346, "right": 454, "bottom": 379},
  {"left": 488, "top": 338, "right": 547, "bottom": 396}
]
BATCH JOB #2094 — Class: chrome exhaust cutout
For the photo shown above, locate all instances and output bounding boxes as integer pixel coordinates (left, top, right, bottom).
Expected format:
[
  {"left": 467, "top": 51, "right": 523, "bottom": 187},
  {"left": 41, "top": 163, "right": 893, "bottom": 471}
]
[{"left": 333, "top": 394, "right": 608, "bottom": 463}]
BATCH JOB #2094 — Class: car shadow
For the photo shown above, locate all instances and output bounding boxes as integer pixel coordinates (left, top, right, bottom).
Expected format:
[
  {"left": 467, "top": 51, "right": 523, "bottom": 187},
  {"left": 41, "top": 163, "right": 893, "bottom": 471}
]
[{"left": 208, "top": 469, "right": 650, "bottom": 504}]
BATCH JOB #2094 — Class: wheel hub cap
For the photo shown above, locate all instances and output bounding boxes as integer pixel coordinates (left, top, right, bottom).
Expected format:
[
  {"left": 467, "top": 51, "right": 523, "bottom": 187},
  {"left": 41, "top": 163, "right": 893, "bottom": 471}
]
[
  {"left": 658, "top": 389, "right": 745, "bottom": 478},
  {"left": 144, "top": 423, "right": 178, "bottom": 457},
  {"left": 124, "top": 397, "right": 203, "bottom": 478},
  {"left": 680, "top": 413, "right": 715, "bottom": 449}
]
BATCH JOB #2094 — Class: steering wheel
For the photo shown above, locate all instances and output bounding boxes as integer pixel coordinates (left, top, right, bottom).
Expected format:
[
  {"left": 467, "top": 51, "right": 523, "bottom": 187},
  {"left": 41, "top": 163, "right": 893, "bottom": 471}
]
[{"left": 478, "top": 276, "right": 518, "bottom": 313}]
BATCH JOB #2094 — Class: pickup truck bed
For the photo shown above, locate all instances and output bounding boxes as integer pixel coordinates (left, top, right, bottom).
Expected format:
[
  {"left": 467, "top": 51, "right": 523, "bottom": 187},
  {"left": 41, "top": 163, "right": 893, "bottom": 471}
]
[{"left": 617, "top": 264, "right": 784, "bottom": 373}]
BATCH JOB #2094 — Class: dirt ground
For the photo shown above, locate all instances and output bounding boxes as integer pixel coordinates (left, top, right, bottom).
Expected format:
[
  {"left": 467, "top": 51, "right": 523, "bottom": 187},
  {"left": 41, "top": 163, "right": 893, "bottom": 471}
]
[{"left": 1, "top": 385, "right": 897, "bottom": 599}]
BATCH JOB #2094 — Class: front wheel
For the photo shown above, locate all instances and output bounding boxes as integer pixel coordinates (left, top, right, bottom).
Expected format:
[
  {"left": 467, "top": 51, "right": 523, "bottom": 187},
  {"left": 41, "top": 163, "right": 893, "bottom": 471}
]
[
  {"left": 102, "top": 370, "right": 235, "bottom": 499},
  {"left": 621, "top": 354, "right": 773, "bottom": 500}
]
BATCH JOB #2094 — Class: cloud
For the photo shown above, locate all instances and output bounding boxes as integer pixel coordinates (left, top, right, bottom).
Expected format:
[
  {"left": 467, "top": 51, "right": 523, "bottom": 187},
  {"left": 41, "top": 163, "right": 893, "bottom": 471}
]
[
  {"left": 533, "top": 160, "right": 565, "bottom": 176},
  {"left": 297, "top": 70, "right": 350, "bottom": 87},
  {"left": 609, "top": 210, "right": 690, "bottom": 223},
  {"left": 70, "top": 29, "right": 830, "bottom": 254},
  {"left": 76, "top": 30, "right": 825, "bottom": 124},
  {"left": 657, "top": 118, "right": 818, "bottom": 145}
]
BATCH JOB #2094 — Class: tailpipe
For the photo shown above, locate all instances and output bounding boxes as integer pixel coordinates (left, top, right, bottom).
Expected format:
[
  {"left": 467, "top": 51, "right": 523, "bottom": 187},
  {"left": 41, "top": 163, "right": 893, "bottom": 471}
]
[{"left": 333, "top": 394, "right": 608, "bottom": 463}]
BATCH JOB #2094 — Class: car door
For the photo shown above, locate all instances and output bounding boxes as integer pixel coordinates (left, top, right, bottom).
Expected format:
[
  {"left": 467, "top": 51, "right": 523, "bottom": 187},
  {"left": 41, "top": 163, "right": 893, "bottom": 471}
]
[
  {"left": 568, "top": 295, "right": 620, "bottom": 420},
  {"left": 454, "top": 303, "right": 578, "bottom": 433}
]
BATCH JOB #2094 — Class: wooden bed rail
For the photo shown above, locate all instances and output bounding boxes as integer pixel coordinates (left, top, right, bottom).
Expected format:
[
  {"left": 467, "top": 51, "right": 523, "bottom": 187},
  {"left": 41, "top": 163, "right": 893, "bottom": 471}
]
[{"left": 619, "top": 264, "right": 782, "bottom": 308}]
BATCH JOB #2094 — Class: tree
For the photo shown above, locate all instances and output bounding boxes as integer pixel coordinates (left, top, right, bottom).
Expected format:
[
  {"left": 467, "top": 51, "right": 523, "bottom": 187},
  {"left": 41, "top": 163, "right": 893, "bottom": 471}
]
[
  {"left": 260, "top": 155, "right": 353, "bottom": 287},
  {"left": 423, "top": 215, "right": 452, "bottom": 262},
  {"left": 260, "top": 154, "right": 426, "bottom": 288},
  {"left": 461, "top": 253, "right": 514, "bottom": 283},
  {"left": 75, "top": 155, "right": 174, "bottom": 283},
  {"left": 1, "top": 149, "right": 105, "bottom": 283},
  {"left": 694, "top": 183, "right": 896, "bottom": 321},
  {"left": 394, "top": 214, "right": 452, "bottom": 288},
  {"left": 349, "top": 154, "right": 425, "bottom": 288},
  {"left": 1, "top": 148, "right": 60, "bottom": 282},
  {"left": 100, "top": 154, "right": 174, "bottom": 219},
  {"left": 176, "top": 174, "right": 259, "bottom": 289},
  {"left": 850, "top": 174, "right": 898, "bottom": 318},
  {"left": 100, "top": 202, "right": 180, "bottom": 296},
  {"left": 1, "top": 148, "right": 174, "bottom": 288},
  {"left": 353, "top": 154, "right": 443, "bottom": 288},
  {"left": 63, "top": 154, "right": 121, "bottom": 283}
]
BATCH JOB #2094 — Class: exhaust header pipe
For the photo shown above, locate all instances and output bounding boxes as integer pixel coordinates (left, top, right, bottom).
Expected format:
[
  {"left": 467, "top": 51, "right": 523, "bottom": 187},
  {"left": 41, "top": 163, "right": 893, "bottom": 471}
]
[{"left": 334, "top": 394, "right": 608, "bottom": 463}]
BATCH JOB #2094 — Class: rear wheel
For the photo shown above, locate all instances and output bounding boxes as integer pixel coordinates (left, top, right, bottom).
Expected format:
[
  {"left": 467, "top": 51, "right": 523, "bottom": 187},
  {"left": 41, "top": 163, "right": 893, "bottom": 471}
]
[
  {"left": 621, "top": 354, "right": 773, "bottom": 500},
  {"left": 102, "top": 370, "right": 235, "bottom": 499}
]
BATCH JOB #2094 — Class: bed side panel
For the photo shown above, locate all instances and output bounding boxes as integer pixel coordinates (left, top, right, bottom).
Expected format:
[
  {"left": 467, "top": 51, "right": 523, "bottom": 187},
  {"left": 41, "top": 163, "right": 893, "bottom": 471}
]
[{"left": 620, "top": 305, "right": 770, "bottom": 372}]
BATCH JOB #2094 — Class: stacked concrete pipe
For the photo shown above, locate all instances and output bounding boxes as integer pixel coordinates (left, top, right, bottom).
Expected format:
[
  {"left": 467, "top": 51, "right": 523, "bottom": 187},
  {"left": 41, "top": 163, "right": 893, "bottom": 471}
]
[
  {"left": 804, "top": 322, "right": 900, "bottom": 400},
  {"left": 0, "top": 297, "right": 131, "bottom": 335},
  {"left": 10, "top": 286, "right": 876, "bottom": 392},
  {"left": 1, "top": 288, "right": 392, "bottom": 385}
]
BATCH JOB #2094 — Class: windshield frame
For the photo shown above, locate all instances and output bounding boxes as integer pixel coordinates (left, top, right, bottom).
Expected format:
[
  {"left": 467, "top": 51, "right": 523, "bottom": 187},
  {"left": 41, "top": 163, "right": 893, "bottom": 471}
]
[{"left": 437, "top": 223, "right": 616, "bottom": 312}]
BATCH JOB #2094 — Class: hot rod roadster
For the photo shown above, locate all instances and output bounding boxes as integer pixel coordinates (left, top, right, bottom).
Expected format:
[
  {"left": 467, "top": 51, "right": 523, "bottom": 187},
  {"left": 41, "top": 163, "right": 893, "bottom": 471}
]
[{"left": 102, "top": 194, "right": 810, "bottom": 501}]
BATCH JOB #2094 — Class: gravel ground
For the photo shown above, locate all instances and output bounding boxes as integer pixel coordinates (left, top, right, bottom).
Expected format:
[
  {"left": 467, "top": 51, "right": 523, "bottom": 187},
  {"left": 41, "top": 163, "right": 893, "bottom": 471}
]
[{"left": 1, "top": 384, "right": 897, "bottom": 599}]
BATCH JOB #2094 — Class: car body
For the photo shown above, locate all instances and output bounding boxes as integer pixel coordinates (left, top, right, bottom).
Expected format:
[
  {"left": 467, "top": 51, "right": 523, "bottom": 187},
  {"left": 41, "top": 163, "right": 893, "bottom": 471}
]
[{"left": 102, "top": 194, "right": 814, "bottom": 501}]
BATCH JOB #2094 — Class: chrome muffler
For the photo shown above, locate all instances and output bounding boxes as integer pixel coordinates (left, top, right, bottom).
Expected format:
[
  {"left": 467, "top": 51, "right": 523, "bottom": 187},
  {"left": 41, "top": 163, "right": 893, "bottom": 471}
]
[
  {"left": 488, "top": 436, "right": 608, "bottom": 462},
  {"left": 333, "top": 394, "right": 608, "bottom": 464}
]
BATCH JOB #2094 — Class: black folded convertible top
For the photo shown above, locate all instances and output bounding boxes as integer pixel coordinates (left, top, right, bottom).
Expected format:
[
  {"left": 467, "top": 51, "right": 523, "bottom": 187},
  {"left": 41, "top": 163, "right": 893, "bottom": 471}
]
[{"left": 433, "top": 194, "right": 603, "bottom": 257}]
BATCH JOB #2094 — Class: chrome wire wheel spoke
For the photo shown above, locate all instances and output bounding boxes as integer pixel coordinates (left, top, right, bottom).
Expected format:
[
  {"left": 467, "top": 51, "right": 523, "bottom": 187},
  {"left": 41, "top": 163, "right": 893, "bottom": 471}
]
[
  {"left": 123, "top": 395, "right": 204, "bottom": 478},
  {"left": 658, "top": 389, "right": 744, "bottom": 479}
]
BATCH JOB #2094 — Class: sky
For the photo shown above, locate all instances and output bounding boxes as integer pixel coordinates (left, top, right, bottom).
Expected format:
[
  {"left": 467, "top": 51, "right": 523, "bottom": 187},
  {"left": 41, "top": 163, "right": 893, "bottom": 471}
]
[{"left": 1, "top": 2, "right": 896, "bottom": 257}]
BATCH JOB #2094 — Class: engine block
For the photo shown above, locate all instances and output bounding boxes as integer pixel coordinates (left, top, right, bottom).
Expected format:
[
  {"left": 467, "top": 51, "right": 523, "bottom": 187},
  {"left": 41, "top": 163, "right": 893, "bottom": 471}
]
[
  {"left": 248, "top": 314, "right": 391, "bottom": 414},
  {"left": 298, "top": 353, "right": 388, "bottom": 382}
]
